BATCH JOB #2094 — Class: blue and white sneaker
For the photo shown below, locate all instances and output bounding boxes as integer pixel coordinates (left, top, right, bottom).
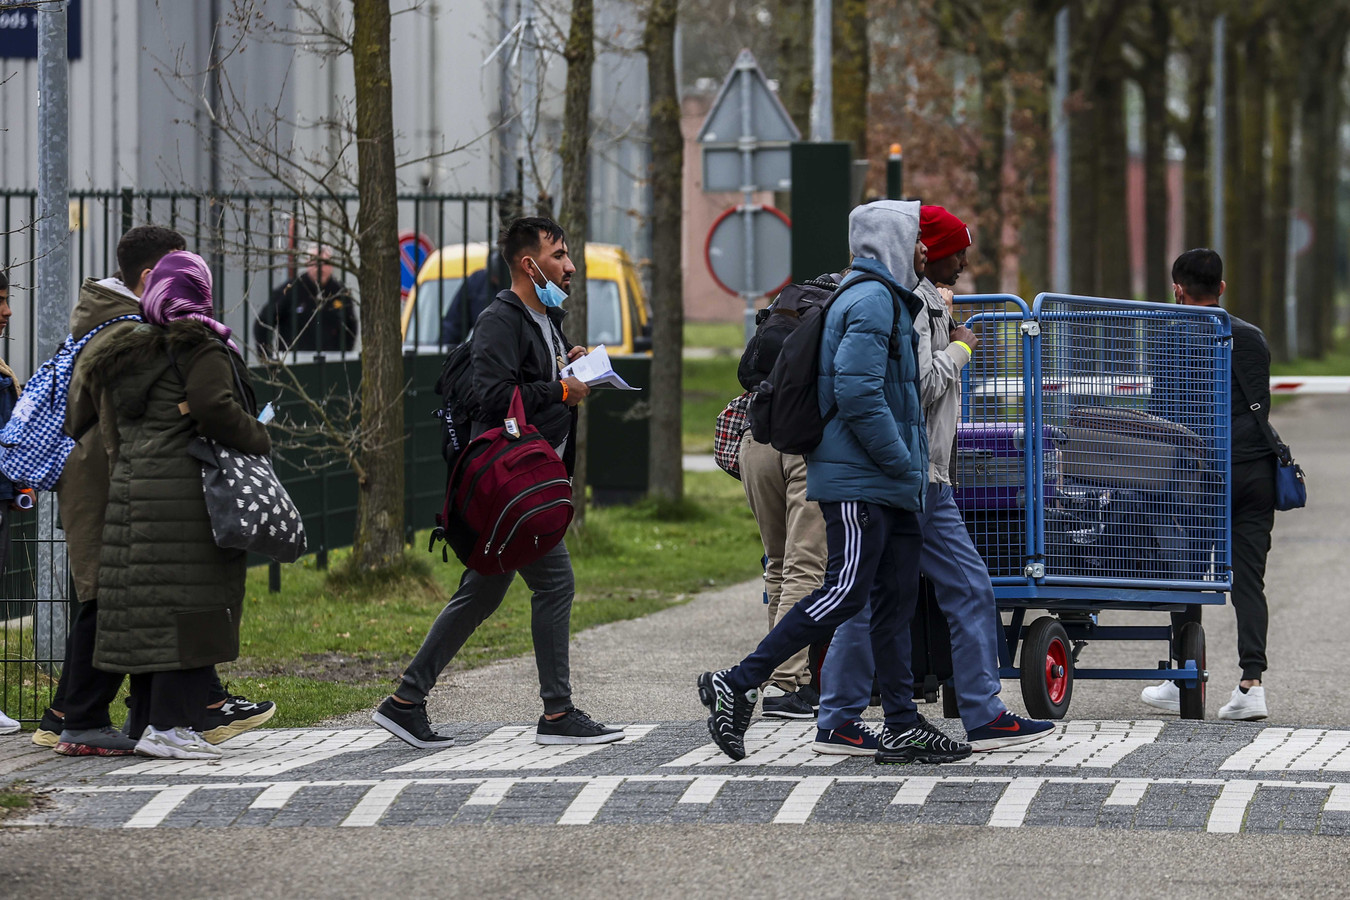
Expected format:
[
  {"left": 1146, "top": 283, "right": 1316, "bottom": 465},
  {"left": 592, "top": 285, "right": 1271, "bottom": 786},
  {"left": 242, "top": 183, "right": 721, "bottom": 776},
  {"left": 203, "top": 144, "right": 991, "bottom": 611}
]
[
  {"left": 812, "top": 719, "right": 879, "bottom": 756},
  {"left": 965, "top": 711, "right": 1055, "bottom": 752}
]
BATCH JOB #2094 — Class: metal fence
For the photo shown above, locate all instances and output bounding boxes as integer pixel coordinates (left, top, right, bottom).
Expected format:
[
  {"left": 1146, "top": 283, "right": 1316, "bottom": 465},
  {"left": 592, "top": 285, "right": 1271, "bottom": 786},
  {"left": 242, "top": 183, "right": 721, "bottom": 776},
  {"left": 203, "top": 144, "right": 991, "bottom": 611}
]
[{"left": 0, "top": 188, "right": 513, "bottom": 721}]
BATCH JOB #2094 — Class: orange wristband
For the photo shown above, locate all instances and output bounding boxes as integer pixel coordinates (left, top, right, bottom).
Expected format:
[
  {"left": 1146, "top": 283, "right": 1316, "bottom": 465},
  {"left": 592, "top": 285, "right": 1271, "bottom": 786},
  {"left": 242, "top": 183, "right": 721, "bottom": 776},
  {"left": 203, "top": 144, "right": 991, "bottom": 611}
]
[{"left": 560, "top": 380, "right": 570, "bottom": 403}]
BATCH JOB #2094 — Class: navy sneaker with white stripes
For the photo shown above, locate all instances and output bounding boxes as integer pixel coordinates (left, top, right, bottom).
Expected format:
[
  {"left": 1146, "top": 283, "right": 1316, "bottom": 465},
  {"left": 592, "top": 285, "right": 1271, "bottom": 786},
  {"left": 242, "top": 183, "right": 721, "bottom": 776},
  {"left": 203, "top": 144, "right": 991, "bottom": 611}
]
[
  {"left": 875, "top": 715, "right": 972, "bottom": 765},
  {"left": 698, "top": 669, "right": 759, "bottom": 761},
  {"left": 965, "top": 711, "right": 1054, "bottom": 752}
]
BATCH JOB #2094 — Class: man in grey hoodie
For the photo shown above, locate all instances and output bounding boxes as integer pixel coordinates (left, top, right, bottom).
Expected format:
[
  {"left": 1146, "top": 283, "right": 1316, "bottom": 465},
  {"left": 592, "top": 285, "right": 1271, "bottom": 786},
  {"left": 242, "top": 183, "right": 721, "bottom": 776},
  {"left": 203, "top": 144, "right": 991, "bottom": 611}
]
[
  {"left": 699, "top": 201, "right": 970, "bottom": 766},
  {"left": 814, "top": 206, "right": 1054, "bottom": 757}
]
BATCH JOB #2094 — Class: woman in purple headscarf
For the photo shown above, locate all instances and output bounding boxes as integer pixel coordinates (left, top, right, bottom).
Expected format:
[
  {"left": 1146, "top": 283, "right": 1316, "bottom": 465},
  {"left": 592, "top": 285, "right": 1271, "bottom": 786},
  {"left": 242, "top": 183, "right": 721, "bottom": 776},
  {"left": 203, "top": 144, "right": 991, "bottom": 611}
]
[{"left": 84, "top": 250, "right": 272, "bottom": 760}]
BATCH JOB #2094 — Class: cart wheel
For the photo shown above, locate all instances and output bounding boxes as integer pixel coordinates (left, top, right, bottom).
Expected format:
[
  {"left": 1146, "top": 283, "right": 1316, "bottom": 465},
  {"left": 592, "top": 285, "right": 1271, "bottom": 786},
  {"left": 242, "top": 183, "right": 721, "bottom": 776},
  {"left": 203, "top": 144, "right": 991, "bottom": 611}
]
[
  {"left": 1020, "top": 616, "right": 1073, "bottom": 719},
  {"left": 1177, "top": 622, "right": 1206, "bottom": 720},
  {"left": 942, "top": 682, "right": 960, "bottom": 719}
]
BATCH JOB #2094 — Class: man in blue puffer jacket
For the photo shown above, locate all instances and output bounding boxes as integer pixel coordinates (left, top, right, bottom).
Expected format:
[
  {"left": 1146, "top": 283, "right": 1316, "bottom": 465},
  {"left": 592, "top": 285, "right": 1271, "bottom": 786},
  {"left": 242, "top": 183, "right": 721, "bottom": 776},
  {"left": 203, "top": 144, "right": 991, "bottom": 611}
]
[{"left": 699, "top": 200, "right": 972, "bottom": 764}]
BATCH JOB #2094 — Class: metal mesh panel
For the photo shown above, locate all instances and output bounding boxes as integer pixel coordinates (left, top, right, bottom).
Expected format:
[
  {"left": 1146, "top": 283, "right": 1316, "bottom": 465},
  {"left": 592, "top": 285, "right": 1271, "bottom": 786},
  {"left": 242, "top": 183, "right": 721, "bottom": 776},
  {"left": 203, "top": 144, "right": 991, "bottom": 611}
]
[
  {"left": 1035, "top": 295, "right": 1231, "bottom": 588},
  {"left": 952, "top": 295, "right": 1037, "bottom": 581}
]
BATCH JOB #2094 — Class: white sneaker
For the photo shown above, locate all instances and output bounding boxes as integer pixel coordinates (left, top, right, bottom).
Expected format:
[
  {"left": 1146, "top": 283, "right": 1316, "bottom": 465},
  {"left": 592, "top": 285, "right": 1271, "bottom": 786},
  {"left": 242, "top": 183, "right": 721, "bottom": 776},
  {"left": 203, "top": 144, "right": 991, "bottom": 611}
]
[
  {"left": 134, "top": 725, "right": 223, "bottom": 760},
  {"left": 1140, "top": 680, "right": 1180, "bottom": 713},
  {"left": 0, "top": 709, "right": 19, "bottom": 735},
  {"left": 1218, "top": 685, "right": 1268, "bottom": 721}
]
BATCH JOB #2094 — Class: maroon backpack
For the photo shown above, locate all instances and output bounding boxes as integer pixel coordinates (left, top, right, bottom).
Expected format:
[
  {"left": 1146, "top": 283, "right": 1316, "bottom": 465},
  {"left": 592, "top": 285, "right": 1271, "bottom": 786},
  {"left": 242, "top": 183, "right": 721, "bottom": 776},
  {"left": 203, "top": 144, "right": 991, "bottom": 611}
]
[{"left": 432, "top": 387, "right": 574, "bottom": 575}]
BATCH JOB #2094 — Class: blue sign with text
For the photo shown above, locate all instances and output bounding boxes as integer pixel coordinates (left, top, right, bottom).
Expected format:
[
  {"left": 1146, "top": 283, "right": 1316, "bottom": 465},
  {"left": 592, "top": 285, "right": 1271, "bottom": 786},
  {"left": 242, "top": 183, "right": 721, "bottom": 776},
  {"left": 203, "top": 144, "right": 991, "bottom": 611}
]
[{"left": 0, "top": 1, "right": 82, "bottom": 60}]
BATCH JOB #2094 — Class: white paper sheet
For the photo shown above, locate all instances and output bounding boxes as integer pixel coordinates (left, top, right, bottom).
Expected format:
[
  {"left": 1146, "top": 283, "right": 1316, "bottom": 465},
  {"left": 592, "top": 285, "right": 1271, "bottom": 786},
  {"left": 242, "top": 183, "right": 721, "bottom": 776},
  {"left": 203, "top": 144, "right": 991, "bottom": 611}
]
[{"left": 559, "top": 344, "right": 641, "bottom": 390}]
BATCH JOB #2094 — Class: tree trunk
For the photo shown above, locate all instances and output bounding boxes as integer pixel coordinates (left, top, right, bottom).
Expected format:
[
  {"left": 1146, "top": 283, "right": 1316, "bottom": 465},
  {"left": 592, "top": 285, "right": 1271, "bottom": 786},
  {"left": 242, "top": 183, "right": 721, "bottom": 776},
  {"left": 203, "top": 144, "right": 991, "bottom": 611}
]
[
  {"left": 350, "top": 0, "right": 404, "bottom": 569},
  {"left": 1094, "top": 47, "right": 1130, "bottom": 299},
  {"left": 559, "top": 0, "right": 594, "bottom": 526},
  {"left": 832, "top": 0, "right": 869, "bottom": 157},
  {"left": 1139, "top": 0, "right": 1171, "bottom": 302},
  {"left": 645, "top": 0, "right": 683, "bottom": 502},
  {"left": 1181, "top": 13, "right": 1211, "bottom": 250},
  {"left": 772, "top": 0, "right": 813, "bottom": 137},
  {"left": 1265, "top": 78, "right": 1293, "bottom": 362},
  {"left": 973, "top": 61, "right": 1006, "bottom": 294},
  {"left": 1234, "top": 21, "right": 1268, "bottom": 327},
  {"left": 1221, "top": 34, "right": 1243, "bottom": 316}
]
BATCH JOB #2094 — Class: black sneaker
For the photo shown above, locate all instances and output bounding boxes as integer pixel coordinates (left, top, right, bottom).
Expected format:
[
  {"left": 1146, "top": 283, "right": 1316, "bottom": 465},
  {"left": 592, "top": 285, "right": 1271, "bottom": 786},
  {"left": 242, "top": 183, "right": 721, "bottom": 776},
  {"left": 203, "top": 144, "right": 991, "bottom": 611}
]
[
  {"left": 202, "top": 694, "right": 277, "bottom": 745},
  {"left": 372, "top": 697, "right": 455, "bottom": 750},
  {"left": 536, "top": 708, "right": 625, "bottom": 745},
  {"left": 761, "top": 685, "right": 815, "bottom": 719},
  {"left": 697, "top": 669, "right": 758, "bottom": 761},
  {"left": 875, "top": 715, "right": 972, "bottom": 765},
  {"left": 797, "top": 683, "right": 821, "bottom": 711}
]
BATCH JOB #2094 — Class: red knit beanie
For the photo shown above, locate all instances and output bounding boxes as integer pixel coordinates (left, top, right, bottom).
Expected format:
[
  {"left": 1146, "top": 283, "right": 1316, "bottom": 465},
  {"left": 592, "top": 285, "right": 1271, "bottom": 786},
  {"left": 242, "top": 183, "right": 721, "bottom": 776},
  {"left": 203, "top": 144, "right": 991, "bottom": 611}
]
[{"left": 920, "top": 205, "right": 972, "bottom": 262}]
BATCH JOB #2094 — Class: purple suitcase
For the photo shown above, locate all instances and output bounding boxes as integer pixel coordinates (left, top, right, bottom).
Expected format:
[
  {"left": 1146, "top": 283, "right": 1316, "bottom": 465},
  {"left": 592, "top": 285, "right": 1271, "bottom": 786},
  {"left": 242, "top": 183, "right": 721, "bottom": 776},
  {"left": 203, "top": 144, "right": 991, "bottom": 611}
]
[{"left": 952, "top": 423, "right": 1064, "bottom": 513}]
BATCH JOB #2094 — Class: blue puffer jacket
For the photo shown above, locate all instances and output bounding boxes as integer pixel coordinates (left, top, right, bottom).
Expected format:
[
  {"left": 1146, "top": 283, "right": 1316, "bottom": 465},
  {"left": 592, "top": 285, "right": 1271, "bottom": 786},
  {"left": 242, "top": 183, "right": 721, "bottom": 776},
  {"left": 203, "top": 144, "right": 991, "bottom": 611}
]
[{"left": 806, "top": 256, "right": 928, "bottom": 511}]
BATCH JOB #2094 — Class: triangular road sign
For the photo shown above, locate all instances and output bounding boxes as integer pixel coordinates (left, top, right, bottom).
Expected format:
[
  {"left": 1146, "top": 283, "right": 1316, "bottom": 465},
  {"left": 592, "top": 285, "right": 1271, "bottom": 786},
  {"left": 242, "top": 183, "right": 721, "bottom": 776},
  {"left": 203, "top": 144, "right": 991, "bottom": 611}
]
[{"left": 696, "top": 49, "right": 801, "bottom": 144}]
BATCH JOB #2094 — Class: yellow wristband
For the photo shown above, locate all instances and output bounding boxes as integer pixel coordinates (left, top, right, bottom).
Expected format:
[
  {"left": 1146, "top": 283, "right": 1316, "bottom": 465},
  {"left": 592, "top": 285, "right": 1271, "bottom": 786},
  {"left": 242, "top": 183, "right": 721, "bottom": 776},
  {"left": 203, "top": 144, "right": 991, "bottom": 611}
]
[{"left": 953, "top": 340, "right": 973, "bottom": 355}]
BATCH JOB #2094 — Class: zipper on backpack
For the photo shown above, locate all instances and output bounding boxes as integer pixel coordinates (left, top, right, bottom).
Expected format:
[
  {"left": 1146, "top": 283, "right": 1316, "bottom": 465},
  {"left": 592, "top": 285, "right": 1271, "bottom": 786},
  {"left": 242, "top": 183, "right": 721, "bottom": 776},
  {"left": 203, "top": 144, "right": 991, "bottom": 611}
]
[
  {"left": 495, "top": 498, "right": 573, "bottom": 557},
  {"left": 482, "top": 478, "right": 571, "bottom": 552}
]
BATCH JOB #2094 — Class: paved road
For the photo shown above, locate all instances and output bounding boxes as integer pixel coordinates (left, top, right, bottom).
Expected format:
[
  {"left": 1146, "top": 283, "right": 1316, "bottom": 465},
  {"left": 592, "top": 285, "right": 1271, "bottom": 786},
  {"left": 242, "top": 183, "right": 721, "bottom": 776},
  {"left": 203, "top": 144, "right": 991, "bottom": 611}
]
[{"left": 2, "top": 395, "right": 1347, "bottom": 898}]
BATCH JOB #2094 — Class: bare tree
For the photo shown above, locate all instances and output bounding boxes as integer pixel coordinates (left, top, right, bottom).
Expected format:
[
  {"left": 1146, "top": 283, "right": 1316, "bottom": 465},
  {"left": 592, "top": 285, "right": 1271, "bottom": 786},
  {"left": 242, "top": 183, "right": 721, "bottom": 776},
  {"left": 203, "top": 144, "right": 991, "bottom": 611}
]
[
  {"left": 349, "top": 0, "right": 404, "bottom": 569},
  {"left": 558, "top": 0, "right": 593, "bottom": 525},
  {"left": 645, "top": 0, "right": 682, "bottom": 502}
]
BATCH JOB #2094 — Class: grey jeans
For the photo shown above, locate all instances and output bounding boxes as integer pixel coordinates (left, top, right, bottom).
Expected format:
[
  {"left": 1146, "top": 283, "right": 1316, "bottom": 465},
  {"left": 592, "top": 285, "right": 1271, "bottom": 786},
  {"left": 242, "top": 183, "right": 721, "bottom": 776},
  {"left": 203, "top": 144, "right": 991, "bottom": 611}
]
[{"left": 396, "top": 540, "right": 574, "bottom": 715}]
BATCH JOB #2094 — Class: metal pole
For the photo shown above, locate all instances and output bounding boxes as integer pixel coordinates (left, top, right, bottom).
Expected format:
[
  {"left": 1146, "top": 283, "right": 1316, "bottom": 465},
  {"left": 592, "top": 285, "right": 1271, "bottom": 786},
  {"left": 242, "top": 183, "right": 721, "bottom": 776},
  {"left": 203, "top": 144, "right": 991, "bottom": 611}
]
[
  {"left": 810, "top": 0, "right": 832, "bottom": 142},
  {"left": 520, "top": 0, "right": 537, "bottom": 207},
  {"left": 35, "top": 0, "right": 71, "bottom": 668},
  {"left": 739, "top": 54, "right": 756, "bottom": 342},
  {"left": 1211, "top": 14, "right": 1226, "bottom": 260},
  {"left": 886, "top": 142, "right": 903, "bottom": 199},
  {"left": 1051, "top": 5, "right": 1070, "bottom": 294}
]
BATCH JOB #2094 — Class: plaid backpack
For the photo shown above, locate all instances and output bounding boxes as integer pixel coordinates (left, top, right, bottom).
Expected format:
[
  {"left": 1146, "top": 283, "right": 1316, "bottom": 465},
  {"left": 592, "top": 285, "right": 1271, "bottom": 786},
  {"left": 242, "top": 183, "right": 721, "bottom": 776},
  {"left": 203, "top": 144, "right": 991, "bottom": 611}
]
[
  {"left": 713, "top": 392, "right": 752, "bottom": 479},
  {"left": 0, "top": 315, "right": 142, "bottom": 490}
]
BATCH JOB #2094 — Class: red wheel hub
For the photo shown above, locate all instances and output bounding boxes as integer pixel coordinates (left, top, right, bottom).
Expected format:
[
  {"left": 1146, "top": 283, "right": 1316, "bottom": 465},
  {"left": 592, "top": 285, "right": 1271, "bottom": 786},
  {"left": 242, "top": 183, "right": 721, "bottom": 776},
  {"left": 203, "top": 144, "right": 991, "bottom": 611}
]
[{"left": 1044, "top": 638, "right": 1069, "bottom": 704}]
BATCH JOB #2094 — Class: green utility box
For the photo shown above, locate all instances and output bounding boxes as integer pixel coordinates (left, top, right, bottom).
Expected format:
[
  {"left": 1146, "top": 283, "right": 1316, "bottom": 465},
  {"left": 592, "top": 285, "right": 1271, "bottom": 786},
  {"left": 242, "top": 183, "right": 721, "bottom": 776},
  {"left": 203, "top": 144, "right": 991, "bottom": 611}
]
[{"left": 790, "top": 141, "right": 854, "bottom": 282}]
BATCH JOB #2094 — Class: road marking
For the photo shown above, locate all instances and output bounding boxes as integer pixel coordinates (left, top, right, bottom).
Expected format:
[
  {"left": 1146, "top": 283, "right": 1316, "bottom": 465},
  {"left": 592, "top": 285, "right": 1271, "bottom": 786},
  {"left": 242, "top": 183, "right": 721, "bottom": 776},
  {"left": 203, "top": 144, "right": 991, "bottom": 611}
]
[
  {"left": 774, "top": 777, "right": 834, "bottom": 824},
  {"left": 678, "top": 776, "right": 730, "bottom": 804},
  {"left": 987, "top": 777, "right": 1045, "bottom": 828},
  {"left": 890, "top": 776, "right": 940, "bottom": 805},
  {"left": 1324, "top": 783, "right": 1350, "bottom": 812},
  {"left": 663, "top": 721, "right": 840, "bottom": 768},
  {"left": 341, "top": 780, "right": 414, "bottom": 827},
  {"left": 35, "top": 772, "right": 1350, "bottom": 832},
  {"left": 465, "top": 778, "right": 517, "bottom": 806},
  {"left": 557, "top": 776, "right": 625, "bottom": 825},
  {"left": 1221, "top": 728, "right": 1350, "bottom": 772},
  {"left": 123, "top": 786, "right": 199, "bottom": 829},
  {"left": 117, "top": 729, "right": 391, "bottom": 778},
  {"left": 385, "top": 725, "right": 657, "bottom": 773},
  {"left": 953, "top": 721, "right": 1165, "bottom": 768},
  {"left": 250, "top": 782, "right": 307, "bottom": 809},
  {"left": 1103, "top": 779, "right": 1150, "bottom": 806},
  {"left": 1207, "top": 780, "right": 1261, "bottom": 833}
]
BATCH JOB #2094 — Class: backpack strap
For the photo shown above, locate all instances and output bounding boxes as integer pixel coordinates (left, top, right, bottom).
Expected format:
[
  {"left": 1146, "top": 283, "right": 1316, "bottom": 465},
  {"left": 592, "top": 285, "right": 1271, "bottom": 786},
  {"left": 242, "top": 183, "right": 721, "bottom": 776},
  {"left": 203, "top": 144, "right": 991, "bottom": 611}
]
[{"left": 64, "top": 314, "right": 144, "bottom": 443}]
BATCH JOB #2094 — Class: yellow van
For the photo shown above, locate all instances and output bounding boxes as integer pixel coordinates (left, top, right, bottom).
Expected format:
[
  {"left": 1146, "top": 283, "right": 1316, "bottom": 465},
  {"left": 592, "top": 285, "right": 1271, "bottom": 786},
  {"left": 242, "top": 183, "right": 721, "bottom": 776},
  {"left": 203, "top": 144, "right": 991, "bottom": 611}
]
[{"left": 401, "top": 241, "right": 652, "bottom": 354}]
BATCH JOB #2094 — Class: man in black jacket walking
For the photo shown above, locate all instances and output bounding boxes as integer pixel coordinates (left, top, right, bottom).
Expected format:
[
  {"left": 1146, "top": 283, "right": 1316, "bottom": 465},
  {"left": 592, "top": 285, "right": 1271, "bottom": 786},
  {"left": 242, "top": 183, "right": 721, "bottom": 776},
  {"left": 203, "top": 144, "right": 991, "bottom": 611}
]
[
  {"left": 1141, "top": 249, "right": 1277, "bottom": 720},
  {"left": 374, "top": 217, "right": 624, "bottom": 748}
]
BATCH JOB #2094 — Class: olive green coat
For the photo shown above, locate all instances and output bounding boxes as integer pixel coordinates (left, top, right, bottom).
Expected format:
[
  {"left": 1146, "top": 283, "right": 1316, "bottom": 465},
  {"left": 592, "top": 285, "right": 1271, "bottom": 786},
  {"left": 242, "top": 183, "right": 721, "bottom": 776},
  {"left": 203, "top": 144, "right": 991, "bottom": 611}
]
[
  {"left": 87, "top": 320, "right": 271, "bottom": 673},
  {"left": 55, "top": 278, "right": 142, "bottom": 603}
]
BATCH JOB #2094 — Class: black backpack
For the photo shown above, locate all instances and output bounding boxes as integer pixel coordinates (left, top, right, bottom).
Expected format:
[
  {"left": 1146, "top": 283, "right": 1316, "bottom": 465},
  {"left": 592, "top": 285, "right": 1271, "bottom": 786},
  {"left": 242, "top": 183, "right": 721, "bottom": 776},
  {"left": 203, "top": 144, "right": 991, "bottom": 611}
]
[
  {"left": 748, "top": 273, "right": 912, "bottom": 455},
  {"left": 737, "top": 276, "right": 839, "bottom": 392},
  {"left": 434, "top": 341, "right": 482, "bottom": 466}
]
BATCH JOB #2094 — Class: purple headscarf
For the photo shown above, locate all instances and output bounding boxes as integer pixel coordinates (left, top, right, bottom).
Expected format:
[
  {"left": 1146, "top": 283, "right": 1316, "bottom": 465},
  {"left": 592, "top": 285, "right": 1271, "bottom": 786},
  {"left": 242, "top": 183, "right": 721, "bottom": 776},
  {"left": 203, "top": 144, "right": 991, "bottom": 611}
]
[{"left": 140, "top": 250, "right": 240, "bottom": 353}]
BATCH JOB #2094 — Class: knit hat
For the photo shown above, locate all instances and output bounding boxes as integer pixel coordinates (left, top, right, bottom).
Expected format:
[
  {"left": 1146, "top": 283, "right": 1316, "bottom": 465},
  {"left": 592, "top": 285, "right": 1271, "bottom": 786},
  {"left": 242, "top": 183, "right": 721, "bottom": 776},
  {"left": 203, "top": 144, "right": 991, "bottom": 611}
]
[{"left": 919, "top": 206, "right": 972, "bottom": 263}]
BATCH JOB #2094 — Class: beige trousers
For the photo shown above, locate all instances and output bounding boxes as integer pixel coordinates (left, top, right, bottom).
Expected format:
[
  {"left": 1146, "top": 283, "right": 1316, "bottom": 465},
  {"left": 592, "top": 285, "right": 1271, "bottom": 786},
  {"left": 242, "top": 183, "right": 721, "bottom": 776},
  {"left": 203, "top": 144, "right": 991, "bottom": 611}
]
[{"left": 738, "top": 433, "right": 828, "bottom": 690}]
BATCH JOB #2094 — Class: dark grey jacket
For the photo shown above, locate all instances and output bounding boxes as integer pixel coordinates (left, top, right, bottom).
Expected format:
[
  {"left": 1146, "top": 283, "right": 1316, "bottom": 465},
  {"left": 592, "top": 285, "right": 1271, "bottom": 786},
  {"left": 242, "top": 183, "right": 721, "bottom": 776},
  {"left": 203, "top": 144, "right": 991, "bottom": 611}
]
[{"left": 469, "top": 290, "right": 578, "bottom": 473}]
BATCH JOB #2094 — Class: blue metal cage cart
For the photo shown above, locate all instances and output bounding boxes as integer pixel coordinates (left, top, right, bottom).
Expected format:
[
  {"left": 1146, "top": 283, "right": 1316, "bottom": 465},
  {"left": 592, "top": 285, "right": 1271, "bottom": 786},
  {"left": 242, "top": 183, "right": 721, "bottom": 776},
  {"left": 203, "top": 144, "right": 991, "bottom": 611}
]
[{"left": 951, "top": 292, "right": 1232, "bottom": 720}]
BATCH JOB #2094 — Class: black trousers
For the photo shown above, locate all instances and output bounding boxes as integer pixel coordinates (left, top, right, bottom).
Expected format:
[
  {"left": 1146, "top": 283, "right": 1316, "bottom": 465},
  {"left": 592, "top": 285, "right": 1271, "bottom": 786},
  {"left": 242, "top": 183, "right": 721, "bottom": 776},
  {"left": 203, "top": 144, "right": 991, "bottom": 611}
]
[
  {"left": 54, "top": 599, "right": 125, "bottom": 730},
  {"left": 1173, "top": 455, "right": 1275, "bottom": 682},
  {"left": 127, "top": 667, "right": 215, "bottom": 736}
]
